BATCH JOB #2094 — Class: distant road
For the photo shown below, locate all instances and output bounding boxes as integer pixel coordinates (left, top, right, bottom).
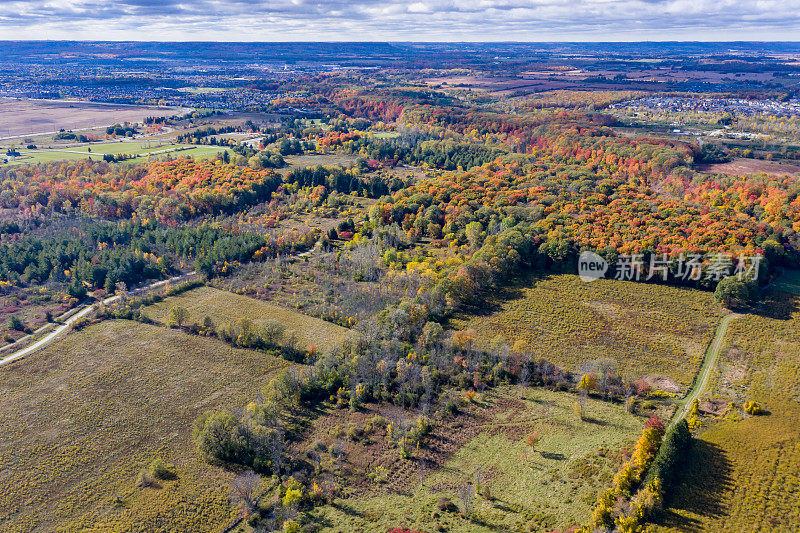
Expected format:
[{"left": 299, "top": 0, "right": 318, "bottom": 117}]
[{"left": 0, "top": 272, "right": 195, "bottom": 368}]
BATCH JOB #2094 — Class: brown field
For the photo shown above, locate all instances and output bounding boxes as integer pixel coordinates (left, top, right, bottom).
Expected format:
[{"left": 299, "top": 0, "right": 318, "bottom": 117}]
[
  {"left": 696, "top": 157, "right": 800, "bottom": 177},
  {"left": 144, "top": 286, "right": 352, "bottom": 353},
  {"left": 0, "top": 319, "right": 294, "bottom": 532},
  {"left": 0, "top": 98, "right": 184, "bottom": 139}
]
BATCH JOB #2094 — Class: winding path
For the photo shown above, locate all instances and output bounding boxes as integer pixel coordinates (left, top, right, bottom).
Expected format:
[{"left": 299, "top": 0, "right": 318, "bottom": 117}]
[
  {"left": 0, "top": 272, "right": 195, "bottom": 368},
  {"left": 669, "top": 312, "right": 740, "bottom": 428}
]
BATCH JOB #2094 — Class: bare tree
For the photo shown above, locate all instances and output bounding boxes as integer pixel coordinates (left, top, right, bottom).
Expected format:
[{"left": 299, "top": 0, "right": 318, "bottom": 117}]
[
  {"left": 458, "top": 481, "right": 475, "bottom": 517},
  {"left": 230, "top": 471, "right": 261, "bottom": 514}
]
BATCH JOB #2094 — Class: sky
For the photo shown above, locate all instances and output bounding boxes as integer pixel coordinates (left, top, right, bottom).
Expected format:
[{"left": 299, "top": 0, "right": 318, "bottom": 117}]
[{"left": 0, "top": 0, "right": 799, "bottom": 41}]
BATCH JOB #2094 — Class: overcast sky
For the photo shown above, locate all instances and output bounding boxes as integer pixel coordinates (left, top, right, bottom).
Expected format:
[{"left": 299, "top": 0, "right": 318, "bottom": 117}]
[{"left": 0, "top": 0, "right": 798, "bottom": 41}]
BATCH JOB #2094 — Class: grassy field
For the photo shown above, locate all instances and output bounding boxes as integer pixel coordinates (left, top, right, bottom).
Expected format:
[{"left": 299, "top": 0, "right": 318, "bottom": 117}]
[
  {"left": 451, "top": 274, "right": 724, "bottom": 389},
  {"left": 2, "top": 141, "right": 225, "bottom": 166},
  {"left": 0, "top": 319, "right": 294, "bottom": 533},
  {"left": 144, "top": 286, "right": 352, "bottom": 353},
  {"left": 656, "top": 288, "right": 800, "bottom": 531},
  {"left": 282, "top": 153, "right": 358, "bottom": 171},
  {"left": 769, "top": 269, "right": 800, "bottom": 295},
  {"left": 307, "top": 386, "right": 645, "bottom": 533}
]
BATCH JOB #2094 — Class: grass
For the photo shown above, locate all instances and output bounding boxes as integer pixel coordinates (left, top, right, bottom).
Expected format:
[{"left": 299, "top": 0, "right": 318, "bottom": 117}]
[
  {"left": 770, "top": 268, "right": 800, "bottom": 295},
  {"left": 657, "top": 402, "right": 800, "bottom": 532},
  {"left": 282, "top": 153, "right": 358, "bottom": 170},
  {"left": 312, "top": 386, "right": 645, "bottom": 532},
  {"left": 0, "top": 319, "right": 294, "bottom": 533},
  {"left": 144, "top": 286, "right": 352, "bottom": 353},
  {"left": 655, "top": 289, "right": 800, "bottom": 531},
  {"left": 371, "top": 132, "right": 401, "bottom": 139},
  {"left": 2, "top": 142, "right": 225, "bottom": 166},
  {"left": 451, "top": 274, "right": 724, "bottom": 389}
]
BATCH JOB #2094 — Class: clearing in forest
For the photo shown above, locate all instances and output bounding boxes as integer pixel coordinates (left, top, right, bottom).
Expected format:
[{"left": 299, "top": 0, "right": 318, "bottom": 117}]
[{"left": 451, "top": 274, "right": 723, "bottom": 389}]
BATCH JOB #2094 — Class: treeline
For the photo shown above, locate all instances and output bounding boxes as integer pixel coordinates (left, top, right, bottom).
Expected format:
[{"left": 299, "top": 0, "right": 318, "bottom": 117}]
[
  {"left": 0, "top": 159, "right": 282, "bottom": 222},
  {"left": 285, "top": 165, "right": 408, "bottom": 198},
  {"left": 106, "top": 123, "right": 137, "bottom": 137},
  {"left": 176, "top": 125, "right": 240, "bottom": 143},
  {"left": 343, "top": 133, "right": 508, "bottom": 171},
  {"left": 0, "top": 218, "right": 269, "bottom": 293}
]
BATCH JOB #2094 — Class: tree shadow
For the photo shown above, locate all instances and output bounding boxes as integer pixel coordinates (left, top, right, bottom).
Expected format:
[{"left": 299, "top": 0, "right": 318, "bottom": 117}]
[
  {"left": 583, "top": 416, "right": 608, "bottom": 426},
  {"left": 539, "top": 451, "right": 566, "bottom": 461},
  {"left": 330, "top": 501, "right": 362, "bottom": 518},
  {"left": 749, "top": 291, "right": 799, "bottom": 320},
  {"left": 653, "top": 439, "right": 733, "bottom": 532},
  {"left": 468, "top": 514, "right": 512, "bottom": 531},
  {"left": 491, "top": 499, "right": 521, "bottom": 513},
  {"left": 446, "top": 269, "right": 551, "bottom": 321}
]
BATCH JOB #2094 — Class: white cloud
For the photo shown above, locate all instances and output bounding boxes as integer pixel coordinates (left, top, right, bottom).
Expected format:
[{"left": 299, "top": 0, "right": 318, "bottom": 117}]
[{"left": 0, "top": 0, "right": 797, "bottom": 40}]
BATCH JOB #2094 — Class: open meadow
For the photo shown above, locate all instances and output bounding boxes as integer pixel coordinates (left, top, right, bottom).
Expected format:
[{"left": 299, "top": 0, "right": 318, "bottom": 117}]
[
  {"left": 294, "top": 386, "right": 646, "bottom": 533},
  {"left": 0, "top": 319, "right": 294, "bottom": 532},
  {"left": 144, "top": 286, "right": 352, "bottom": 354},
  {"left": 451, "top": 274, "right": 724, "bottom": 390},
  {"left": 655, "top": 285, "right": 800, "bottom": 531}
]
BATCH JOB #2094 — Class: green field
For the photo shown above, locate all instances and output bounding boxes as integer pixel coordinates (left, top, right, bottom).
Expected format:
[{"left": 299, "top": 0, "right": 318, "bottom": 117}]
[
  {"left": 769, "top": 269, "right": 800, "bottom": 295},
  {"left": 0, "top": 319, "right": 293, "bottom": 533},
  {"left": 451, "top": 274, "right": 724, "bottom": 389},
  {"left": 2, "top": 141, "right": 225, "bottom": 166},
  {"left": 144, "top": 286, "right": 352, "bottom": 354},
  {"left": 370, "top": 131, "right": 401, "bottom": 139},
  {"left": 310, "top": 386, "right": 645, "bottom": 533}
]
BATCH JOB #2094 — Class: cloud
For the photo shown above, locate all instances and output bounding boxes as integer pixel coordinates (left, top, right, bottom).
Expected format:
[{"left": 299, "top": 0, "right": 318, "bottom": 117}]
[{"left": 0, "top": 0, "right": 797, "bottom": 40}]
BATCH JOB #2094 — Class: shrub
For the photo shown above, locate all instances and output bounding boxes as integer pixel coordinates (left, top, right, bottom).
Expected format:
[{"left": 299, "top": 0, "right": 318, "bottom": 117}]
[
  {"left": 148, "top": 458, "right": 176, "bottom": 480},
  {"left": 368, "top": 466, "right": 388, "bottom": 484},
  {"left": 365, "top": 414, "right": 388, "bottom": 433},
  {"left": 436, "top": 497, "right": 458, "bottom": 512},
  {"left": 441, "top": 396, "right": 459, "bottom": 417},
  {"left": 261, "top": 319, "right": 285, "bottom": 344},
  {"left": 526, "top": 431, "right": 540, "bottom": 453},
  {"left": 8, "top": 315, "right": 24, "bottom": 331},
  {"left": 193, "top": 410, "right": 239, "bottom": 463},
  {"left": 744, "top": 400, "right": 764, "bottom": 415},
  {"left": 346, "top": 423, "right": 364, "bottom": 441},
  {"left": 573, "top": 400, "right": 585, "bottom": 420},
  {"left": 166, "top": 305, "right": 189, "bottom": 327},
  {"left": 686, "top": 398, "right": 702, "bottom": 430}
]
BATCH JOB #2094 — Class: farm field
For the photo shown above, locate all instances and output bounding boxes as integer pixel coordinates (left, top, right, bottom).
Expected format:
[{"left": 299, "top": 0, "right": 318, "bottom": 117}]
[
  {"left": 304, "top": 386, "right": 646, "bottom": 533},
  {"left": 1, "top": 141, "right": 225, "bottom": 166},
  {"left": 0, "top": 319, "right": 294, "bottom": 533},
  {"left": 144, "top": 285, "right": 352, "bottom": 354},
  {"left": 656, "top": 289, "right": 800, "bottom": 531},
  {"left": 0, "top": 98, "right": 185, "bottom": 138},
  {"left": 695, "top": 157, "right": 800, "bottom": 177},
  {"left": 451, "top": 274, "right": 724, "bottom": 389}
]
